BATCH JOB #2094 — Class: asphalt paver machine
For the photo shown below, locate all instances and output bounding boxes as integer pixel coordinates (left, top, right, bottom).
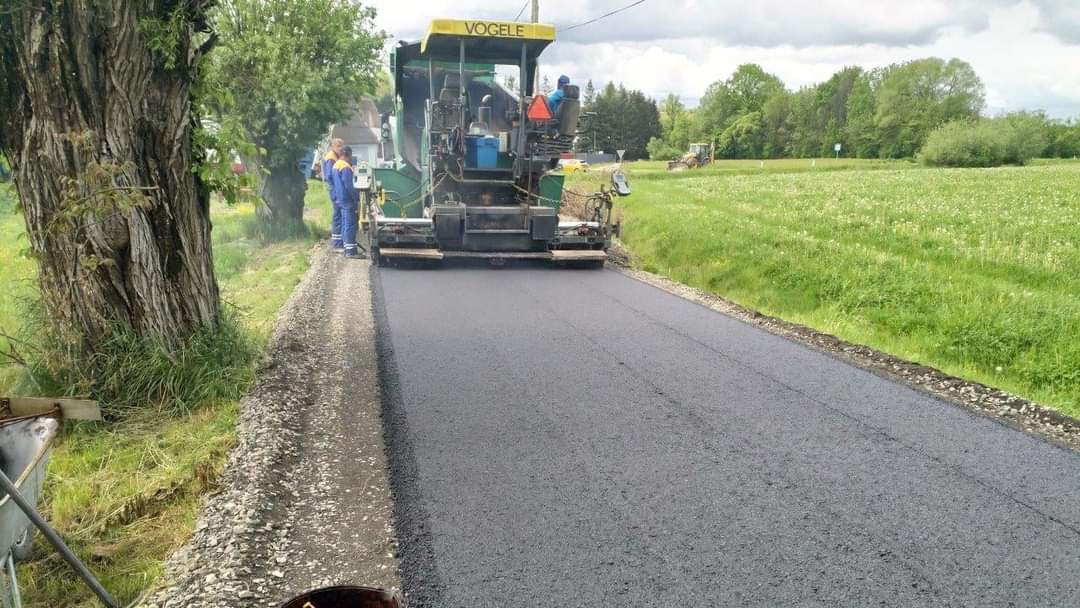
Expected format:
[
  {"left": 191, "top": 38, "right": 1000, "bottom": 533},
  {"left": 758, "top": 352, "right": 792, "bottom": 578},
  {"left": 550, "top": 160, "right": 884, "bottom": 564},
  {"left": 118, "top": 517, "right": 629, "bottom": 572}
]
[{"left": 362, "top": 19, "right": 628, "bottom": 266}]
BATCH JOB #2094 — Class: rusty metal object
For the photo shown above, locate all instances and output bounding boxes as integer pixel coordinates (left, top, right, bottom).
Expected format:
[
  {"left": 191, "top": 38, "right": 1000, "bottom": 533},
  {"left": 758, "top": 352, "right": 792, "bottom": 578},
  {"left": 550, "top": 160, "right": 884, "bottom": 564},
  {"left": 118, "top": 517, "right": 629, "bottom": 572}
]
[{"left": 279, "top": 586, "right": 403, "bottom": 608}]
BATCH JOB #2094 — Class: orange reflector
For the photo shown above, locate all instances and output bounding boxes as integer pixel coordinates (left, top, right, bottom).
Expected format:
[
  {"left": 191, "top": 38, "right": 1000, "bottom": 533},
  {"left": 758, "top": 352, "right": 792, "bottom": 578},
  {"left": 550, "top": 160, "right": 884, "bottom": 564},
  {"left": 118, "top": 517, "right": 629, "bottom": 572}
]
[{"left": 526, "top": 94, "right": 553, "bottom": 121}]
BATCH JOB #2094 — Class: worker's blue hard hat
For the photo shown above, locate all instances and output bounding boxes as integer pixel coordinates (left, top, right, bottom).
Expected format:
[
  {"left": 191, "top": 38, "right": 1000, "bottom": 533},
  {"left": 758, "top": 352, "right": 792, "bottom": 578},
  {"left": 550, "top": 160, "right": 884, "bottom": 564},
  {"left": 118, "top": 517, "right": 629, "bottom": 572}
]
[{"left": 558, "top": 75, "right": 570, "bottom": 86}]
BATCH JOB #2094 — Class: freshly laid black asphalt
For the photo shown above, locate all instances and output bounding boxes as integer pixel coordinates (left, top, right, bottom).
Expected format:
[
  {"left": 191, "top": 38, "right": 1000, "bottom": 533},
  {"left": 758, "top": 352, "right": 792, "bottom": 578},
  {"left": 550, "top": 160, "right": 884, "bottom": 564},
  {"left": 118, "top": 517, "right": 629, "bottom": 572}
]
[{"left": 373, "top": 263, "right": 1080, "bottom": 607}]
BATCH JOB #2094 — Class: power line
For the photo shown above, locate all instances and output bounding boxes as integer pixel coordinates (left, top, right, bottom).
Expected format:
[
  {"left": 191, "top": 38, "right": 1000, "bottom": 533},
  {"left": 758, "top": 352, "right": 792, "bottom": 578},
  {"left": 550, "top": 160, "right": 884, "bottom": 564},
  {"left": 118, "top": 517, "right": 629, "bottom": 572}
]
[
  {"left": 513, "top": 0, "right": 529, "bottom": 22},
  {"left": 560, "top": 0, "right": 648, "bottom": 32}
]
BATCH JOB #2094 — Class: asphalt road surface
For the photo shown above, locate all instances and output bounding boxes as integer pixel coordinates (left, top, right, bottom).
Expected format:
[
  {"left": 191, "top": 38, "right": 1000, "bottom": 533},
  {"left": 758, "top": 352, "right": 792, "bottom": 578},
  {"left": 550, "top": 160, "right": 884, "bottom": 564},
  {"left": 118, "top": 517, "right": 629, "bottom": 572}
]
[{"left": 374, "top": 263, "right": 1080, "bottom": 607}]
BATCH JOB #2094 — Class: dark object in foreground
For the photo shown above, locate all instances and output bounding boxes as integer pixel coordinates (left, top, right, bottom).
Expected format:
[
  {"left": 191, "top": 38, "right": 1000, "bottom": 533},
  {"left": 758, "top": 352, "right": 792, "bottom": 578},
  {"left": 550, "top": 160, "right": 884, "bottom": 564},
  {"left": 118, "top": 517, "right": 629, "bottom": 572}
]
[{"left": 279, "top": 586, "right": 403, "bottom": 608}]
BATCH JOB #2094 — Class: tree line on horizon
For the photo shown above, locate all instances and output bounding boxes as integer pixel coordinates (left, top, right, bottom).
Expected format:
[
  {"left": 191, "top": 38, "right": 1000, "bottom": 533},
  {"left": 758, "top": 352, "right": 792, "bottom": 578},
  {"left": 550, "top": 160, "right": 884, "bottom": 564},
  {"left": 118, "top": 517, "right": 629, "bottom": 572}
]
[{"left": 575, "top": 58, "right": 1080, "bottom": 163}]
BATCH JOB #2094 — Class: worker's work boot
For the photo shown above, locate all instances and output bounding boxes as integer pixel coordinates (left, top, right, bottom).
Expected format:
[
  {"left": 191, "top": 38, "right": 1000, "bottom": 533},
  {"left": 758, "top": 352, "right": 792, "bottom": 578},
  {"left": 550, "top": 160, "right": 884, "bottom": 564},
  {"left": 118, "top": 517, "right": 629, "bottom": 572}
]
[{"left": 343, "top": 246, "right": 366, "bottom": 259}]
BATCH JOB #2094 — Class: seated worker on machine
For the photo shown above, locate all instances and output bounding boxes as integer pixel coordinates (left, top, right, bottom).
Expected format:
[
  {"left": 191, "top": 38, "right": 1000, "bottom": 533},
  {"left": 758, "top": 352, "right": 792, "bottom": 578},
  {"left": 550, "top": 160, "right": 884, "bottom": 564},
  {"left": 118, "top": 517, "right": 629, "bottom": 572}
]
[{"left": 547, "top": 75, "right": 571, "bottom": 114}]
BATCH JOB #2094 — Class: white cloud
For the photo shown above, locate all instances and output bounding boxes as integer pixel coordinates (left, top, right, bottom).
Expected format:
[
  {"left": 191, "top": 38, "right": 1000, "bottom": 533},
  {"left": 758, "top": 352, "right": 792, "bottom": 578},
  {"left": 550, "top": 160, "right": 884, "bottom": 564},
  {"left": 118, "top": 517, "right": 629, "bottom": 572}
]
[{"left": 364, "top": 0, "right": 1080, "bottom": 117}]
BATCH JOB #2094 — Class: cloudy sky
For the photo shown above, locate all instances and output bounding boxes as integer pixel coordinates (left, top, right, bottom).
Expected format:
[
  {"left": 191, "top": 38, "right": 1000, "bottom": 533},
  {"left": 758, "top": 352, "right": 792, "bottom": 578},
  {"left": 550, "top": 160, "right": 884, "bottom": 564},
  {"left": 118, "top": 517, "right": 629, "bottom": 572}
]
[{"left": 365, "top": 0, "right": 1080, "bottom": 118}]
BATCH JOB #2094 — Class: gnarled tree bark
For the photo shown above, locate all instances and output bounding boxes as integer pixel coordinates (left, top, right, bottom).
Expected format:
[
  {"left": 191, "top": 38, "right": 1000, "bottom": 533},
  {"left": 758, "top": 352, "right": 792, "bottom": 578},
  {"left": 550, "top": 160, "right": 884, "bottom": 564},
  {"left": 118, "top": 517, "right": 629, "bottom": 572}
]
[
  {"left": 254, "top": 160, "right": 308, "bottom": 238},
  {"left": 0, "top": 1, "right": 220, "bottom": 351}
]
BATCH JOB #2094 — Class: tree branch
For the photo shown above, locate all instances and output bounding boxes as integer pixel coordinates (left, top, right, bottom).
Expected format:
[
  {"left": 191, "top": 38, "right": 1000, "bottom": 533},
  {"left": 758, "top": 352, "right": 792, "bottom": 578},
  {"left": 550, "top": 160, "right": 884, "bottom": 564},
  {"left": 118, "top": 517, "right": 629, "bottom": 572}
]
[{"left": 193, "top": 31, "right": 218, "bottom": 64}]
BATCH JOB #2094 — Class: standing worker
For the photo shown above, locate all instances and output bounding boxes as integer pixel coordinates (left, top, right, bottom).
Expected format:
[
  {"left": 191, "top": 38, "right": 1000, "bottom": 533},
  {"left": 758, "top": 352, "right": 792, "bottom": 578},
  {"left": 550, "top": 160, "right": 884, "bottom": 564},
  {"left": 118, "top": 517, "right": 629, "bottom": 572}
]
[
  {"left": 332, "top": 146, "right": 364, "bottom": 259},
  {"left": 323, "top": 138, "right": 344, "bottom": 250},
  {"left": 547, "top": 75, "right": 570, "bottom": 114}
]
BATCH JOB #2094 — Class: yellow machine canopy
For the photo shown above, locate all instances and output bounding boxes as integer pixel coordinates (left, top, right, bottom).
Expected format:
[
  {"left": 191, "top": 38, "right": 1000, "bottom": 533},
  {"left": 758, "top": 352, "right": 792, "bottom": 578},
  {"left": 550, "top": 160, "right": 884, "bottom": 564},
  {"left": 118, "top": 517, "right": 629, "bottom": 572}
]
[{"left": 421, "top": 19, "right": 556, "bottom": 62}]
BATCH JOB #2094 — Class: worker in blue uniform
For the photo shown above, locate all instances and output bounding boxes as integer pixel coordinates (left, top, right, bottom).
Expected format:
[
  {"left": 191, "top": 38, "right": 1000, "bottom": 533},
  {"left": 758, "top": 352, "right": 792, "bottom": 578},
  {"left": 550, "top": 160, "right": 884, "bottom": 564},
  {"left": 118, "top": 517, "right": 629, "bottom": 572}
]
[
  {"left": 332, "top": 146, "right": 364, "bottom": 259},
  {"left": 323, "top": 138, "right": 344, "bottom": 250},
  {"left": 547, "top": 75, "right": 571, "bottom": 114}
]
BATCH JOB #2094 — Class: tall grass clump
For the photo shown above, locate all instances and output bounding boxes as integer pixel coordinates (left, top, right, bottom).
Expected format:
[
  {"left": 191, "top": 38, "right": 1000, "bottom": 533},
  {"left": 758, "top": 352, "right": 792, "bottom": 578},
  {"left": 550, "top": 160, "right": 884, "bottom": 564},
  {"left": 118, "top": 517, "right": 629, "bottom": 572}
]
[{"left": 15, "top": 304, "right": 258, "bottom": 420}]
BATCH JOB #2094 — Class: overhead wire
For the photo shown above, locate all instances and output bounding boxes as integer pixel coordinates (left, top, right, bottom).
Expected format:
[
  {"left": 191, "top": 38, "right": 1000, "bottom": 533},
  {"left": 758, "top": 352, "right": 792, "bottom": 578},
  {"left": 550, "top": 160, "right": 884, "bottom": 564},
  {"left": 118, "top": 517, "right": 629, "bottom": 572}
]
[
  {"left": 559, "top": 0, "right": 649, "bottom": 32},
  {"left": 513, "top": 0, "right": 530, "bottom": 22}
]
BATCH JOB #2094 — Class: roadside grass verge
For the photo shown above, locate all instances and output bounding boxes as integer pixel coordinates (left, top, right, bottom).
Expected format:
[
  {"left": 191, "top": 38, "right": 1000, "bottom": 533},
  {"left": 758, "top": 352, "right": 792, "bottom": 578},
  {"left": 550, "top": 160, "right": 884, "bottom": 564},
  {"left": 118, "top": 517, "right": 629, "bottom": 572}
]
[
  {"left": 597, "top": 158, "right": 916, "bottom": 181},
  {"left": 0, "top": 182, "right": 37, "bottom": 390},
  {"left": 570, "top": 160, "right": 1080, "bottom": 417},
  {"left": 1, "top": 182, "right": 330, "bottom": 606}
]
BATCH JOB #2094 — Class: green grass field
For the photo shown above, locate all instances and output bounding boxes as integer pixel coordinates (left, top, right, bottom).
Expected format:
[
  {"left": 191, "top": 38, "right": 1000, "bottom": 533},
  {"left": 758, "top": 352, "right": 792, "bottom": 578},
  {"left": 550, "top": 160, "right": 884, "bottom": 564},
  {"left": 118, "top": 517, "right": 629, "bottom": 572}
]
[
  {"left": 0, "top": 183, "right": 37, "bottom": 391},
  {"left": 0, "top": 182, "right": 330, "bottom": 606},
  {"left": 570, "top": 159, "right": 1080, "bottom": 416}
]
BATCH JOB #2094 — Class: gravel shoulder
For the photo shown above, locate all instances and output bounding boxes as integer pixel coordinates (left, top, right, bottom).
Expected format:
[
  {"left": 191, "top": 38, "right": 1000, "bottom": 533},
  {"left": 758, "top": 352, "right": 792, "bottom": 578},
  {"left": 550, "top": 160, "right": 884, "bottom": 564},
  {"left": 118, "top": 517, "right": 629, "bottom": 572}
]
[{"left": 145, "top": 247, "right": 398, "bottom": 608}]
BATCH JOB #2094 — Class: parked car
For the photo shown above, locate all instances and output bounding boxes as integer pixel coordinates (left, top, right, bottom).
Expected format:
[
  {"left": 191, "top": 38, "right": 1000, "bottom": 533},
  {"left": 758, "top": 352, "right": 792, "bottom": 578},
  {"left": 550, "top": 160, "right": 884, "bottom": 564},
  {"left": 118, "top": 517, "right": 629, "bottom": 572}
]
[{"left": 557, "top": 158, "right": 589, "bottom": 174}]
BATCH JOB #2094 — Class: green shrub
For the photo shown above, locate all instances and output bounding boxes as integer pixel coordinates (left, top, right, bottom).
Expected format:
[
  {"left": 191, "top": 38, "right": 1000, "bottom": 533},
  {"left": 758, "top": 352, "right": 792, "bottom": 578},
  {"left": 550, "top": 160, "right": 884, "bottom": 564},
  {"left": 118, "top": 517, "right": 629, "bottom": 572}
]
[
  {"left": 920, "top": 120, "right": 1008, "bottom": 167},
  {"left": 921, "top": 117, "right": 1045, "bottom": 167},
  {"left": 1047, "top": 121, "right": 1080, "bottom": 158},
  {"left": 646, "top": 137, "right": 684, "bottom": 161},
  {"left": 1000, "top": 112, "right": 1049, "bottom": 164}
]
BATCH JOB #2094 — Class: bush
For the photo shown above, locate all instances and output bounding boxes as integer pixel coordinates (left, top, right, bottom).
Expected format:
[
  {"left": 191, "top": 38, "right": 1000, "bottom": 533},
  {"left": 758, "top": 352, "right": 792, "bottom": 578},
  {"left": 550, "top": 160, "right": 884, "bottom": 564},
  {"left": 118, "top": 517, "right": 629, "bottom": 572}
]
[
  {"left": 646, "top": 137, "right": 683, "bottom": 161},
  {"left": 920, "top": 120, "right": 1007, "bottom": 167},
  {"left": 1047, "top": 121, "right": 1080, "bottom": 158},
  {"left": 1000, "top": 112, "right": 1049, "bottom": 164},
  {"left": 921, "top": 117, "right": 1043, "bottom": 167}
]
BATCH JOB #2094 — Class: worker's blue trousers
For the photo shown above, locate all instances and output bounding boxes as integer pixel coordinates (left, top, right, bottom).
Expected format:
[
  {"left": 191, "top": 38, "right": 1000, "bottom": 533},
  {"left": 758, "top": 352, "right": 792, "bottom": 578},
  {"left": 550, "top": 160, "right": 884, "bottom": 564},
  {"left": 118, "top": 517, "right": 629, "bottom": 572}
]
[
  {"left": 330, "top": 198, "right": 343, "bottom": 248},
  {"left": 339, "top": 200, "right": 359, "bottom": 252}
]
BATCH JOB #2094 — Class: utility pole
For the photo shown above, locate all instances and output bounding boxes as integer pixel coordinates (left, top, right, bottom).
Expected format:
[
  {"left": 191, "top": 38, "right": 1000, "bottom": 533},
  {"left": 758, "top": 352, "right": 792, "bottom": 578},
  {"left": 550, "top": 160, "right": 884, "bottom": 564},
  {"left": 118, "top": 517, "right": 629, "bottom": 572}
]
[{"left": 531, "top": 0, "right": 540, "bottom": 94}]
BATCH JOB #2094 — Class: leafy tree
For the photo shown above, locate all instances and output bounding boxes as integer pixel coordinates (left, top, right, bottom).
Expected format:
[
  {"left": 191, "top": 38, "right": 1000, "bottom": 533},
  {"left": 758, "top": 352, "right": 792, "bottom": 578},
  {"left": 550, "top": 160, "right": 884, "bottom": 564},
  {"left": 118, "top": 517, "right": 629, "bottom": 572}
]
[
  {"left": 646, "top": 137, "right": 683, "bottom": 161},
  {"left": 844, "top": 69, "right": 885, "bottom": 158},
  {"left": 587, "top": 83, "right": 662, "bottom": 160},
  {"left": 583, "top": 79, "right": 597, "bottom": 106},
  {"left": 761, "top": 90, "right": 793, "bottom": 158},
  {"left": 1000, "top": 111, "right": 1050, "bottom": 163},
  {"left": 1046, "top": 119, "right": 1080, "bottom": 157},
  {"left": 786, "top": 86, "right": 820, "bottom": 157},
  {"left": 207, "top": 0, "right": 384, "bottom": 237},
  {"left": 0, "top": 1, "right": 220, "bottom": 351},
  {"left": 373, "top": 70, "right": 395, "bottom": 115},
  {"left": 875, "top": 58, "right": 984, "bottom": 158},
  {"left": 717, "top": 112, "right": 765, "bottom": 158},
  {"left": 647, "top": 94, "right": 694, "bottom": 159},
  {"left": 599, "top": 56, "right": 1058, "bottom": 163},
  {"left": 727, "top": 64, "right": 786, "bottom": 115},
  {"left": 696, "top": 64, "right": 784, "bottom": 142},
  {"left": 814, "top": 66, "right": 861, "bottom": 156}
]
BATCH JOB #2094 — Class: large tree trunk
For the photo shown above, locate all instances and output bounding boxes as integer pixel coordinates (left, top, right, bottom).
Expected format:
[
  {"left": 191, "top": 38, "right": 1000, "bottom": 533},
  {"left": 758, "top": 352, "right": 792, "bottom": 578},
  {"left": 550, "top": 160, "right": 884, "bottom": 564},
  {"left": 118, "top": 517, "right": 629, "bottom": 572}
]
[
  {"left": 256, "top": 163, "right": 308, "bottom": 238},
  {"left": 0, "top": 1, "right": 220, "bottom": 351}
]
